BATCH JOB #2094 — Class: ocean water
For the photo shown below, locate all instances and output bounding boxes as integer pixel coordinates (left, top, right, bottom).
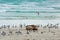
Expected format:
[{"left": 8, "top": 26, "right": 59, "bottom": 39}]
[{"left": 0, "top": 0, "right": 60, "bottom": 19}]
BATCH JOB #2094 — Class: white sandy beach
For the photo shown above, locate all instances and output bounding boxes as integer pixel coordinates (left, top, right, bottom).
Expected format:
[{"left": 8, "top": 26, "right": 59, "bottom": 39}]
[{"left": 0, "top": 20, "right": 59, "bottom": 40}]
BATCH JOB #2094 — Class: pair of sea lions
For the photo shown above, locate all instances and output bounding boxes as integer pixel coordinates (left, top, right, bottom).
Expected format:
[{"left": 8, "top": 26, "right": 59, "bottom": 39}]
[{"left": 26, "top": 25, "right": 39, "bottom": 31}]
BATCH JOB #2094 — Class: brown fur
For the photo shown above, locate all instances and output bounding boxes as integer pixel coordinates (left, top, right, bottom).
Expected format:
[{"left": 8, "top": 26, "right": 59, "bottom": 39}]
[{"left": 26, "top": 25, "right": 38, "bottom": 31}]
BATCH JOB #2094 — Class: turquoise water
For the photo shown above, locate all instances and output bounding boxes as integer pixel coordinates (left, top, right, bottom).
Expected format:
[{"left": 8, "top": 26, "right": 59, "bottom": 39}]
[{"left": 0, "top": 0, "right": 60, "bottom": 19}]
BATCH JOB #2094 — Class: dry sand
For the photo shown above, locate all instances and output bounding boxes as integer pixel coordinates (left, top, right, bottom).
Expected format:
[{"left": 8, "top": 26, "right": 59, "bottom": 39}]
[{"left": 0, "top": 27, "right": 60, "bottom": 40}]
